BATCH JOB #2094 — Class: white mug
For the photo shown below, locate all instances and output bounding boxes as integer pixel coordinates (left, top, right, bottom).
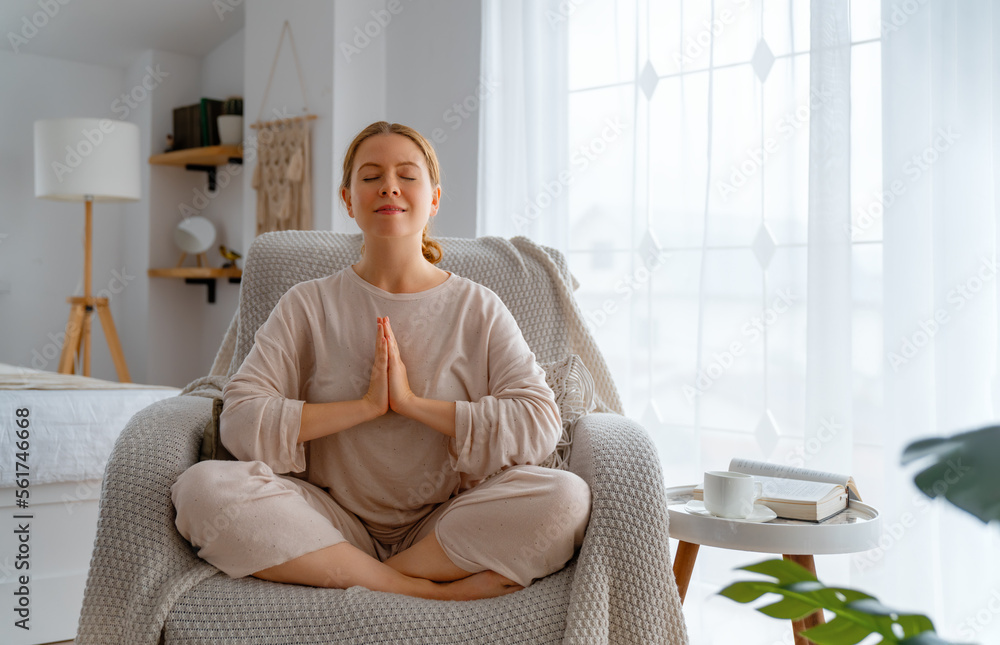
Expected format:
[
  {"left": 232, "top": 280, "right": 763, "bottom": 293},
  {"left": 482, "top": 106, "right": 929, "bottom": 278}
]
[{"left": 703, "top": 471, "right": 762, "bottom": 519}]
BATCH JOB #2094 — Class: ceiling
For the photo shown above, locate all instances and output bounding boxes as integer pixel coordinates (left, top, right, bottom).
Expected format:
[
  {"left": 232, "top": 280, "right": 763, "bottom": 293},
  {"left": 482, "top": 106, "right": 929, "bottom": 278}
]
[{"left": 0, "top": 0, "right": 245, "bottom": 68}]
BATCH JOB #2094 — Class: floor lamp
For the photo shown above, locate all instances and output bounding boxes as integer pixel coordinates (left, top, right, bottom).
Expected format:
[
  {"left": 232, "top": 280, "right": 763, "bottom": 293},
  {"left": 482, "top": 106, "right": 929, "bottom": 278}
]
[{"left": 34, "top": 118, "right": 141, "bottom": 383}]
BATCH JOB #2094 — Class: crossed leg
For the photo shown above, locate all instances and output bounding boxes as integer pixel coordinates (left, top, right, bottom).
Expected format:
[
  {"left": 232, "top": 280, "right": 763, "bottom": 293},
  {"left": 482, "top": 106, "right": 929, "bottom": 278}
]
[
  {"left": 172, "top": 461, "right": 588, "bottom": 600},
  {"left": 252, "top": 539, "right": 521, "bottom": 601}
]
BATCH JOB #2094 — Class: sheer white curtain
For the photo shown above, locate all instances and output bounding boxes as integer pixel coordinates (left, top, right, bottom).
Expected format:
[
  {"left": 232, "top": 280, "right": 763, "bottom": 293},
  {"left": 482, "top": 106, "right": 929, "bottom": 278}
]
[
  {"left": 480, "top": 0, "right": 1000, "bottom": 642},
  {"left": 878, "top": 0, "right": 1000, "bottom": 640},
  {"left": 477, "top": 0, "right": 569, "bottom": 249}
]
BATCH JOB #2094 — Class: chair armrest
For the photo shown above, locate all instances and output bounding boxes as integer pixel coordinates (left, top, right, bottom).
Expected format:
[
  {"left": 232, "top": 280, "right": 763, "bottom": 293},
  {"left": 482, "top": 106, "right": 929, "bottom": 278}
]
[
  {"left": 77, "top": 395, "right": 220, "bottom": 645},
  {"left": 564, "top": 413, "right": 689, "bottom": 644}
]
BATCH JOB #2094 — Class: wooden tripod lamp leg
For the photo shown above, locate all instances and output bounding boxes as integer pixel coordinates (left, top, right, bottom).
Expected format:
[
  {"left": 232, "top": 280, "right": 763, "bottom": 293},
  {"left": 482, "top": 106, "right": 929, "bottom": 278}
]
[
  {"left": 96, "top": 299, "right": 131, "bottom": 383},
  {"left": 81, "top": 304, "right": 93, "bottom": 376},
  {"left": 57, "top": 199, "right": 132, "bottom": 383},
  {"left": 58, "top": 301, "right": 86, "bottom": 374}
]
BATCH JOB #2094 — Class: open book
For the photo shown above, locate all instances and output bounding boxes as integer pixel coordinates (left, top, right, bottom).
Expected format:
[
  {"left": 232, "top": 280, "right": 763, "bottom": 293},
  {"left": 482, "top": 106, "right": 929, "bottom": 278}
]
[{"left": 693, "top": 458, "right": 862, "bottom": 522}]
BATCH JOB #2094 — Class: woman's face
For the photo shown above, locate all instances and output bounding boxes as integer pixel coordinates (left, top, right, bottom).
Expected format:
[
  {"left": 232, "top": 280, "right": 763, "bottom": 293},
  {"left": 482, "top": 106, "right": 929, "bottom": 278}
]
[{"left": 342, "top": 133, "right": 440, "bottom": 244}]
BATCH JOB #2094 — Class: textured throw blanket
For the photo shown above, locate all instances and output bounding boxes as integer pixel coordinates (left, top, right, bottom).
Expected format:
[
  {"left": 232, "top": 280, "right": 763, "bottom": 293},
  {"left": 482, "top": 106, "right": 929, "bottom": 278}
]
[{"left": 75, "top": 232, "right": 688, "bottom": 644}]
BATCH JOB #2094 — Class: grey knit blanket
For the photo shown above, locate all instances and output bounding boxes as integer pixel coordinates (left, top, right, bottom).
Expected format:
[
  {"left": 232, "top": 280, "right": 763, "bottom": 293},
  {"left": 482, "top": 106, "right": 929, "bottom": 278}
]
[{"left": 76, "top": 232, "right": 688, "bottom": 644}]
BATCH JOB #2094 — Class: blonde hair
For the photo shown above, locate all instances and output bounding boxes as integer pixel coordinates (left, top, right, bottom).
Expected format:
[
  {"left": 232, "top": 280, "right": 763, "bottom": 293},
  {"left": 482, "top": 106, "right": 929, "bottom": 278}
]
[{"left": 340, "top": 121, "right": 443, "bottom": 264}]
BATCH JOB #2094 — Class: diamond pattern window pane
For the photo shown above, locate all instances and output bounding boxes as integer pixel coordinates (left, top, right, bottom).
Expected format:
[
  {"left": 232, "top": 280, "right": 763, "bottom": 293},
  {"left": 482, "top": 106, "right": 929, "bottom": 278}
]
[
  {"left": 639, "top": 61, "right": 659, "bottom": 100},
  {"left": 697, "top": 250, "right": 764, "bottom": 432},
  {"left": 706, "top": 65, "right": 761, "bottom": 247},
  {"left": 752, "top": 39, "right": 776, "bottom": 83},
  {"left": 752, "top": 224, "right": 777, "bottom": 269},
  {"left": 568, "top": 0, "right": 638, "bottom": 91},
  {"left": 763, "top": 54, "right": 811, "bottom": 245},
  {"left": 700, "top": 0, "right": 759, "bottom": 67},
  {"left": 649, "top": 72, "right": 710, "bottom": 249},
  {"left": 850, "top": 42, "right": 884, "bottom": 243},
  {"left": 568, "top": 86, "right": 635, "bottom": 251},
  {"left": 765, "top": 248, "right": 809, "bottom": 438},
  {"left": 755, "top": 409, "right": 780, "bottom": 457}
]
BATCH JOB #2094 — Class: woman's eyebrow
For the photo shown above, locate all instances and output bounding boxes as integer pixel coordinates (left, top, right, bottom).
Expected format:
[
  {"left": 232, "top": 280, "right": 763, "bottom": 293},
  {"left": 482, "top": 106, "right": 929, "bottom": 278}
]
[{"left": 358, "top": 161, "right": 420, "bottom": 171}]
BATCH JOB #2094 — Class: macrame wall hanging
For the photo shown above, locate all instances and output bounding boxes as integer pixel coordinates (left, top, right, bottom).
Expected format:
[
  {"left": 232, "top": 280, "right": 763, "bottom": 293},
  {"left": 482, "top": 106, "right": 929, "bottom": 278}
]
[{"left": 251, "top": 20, "right": 316, "bottom": 235}]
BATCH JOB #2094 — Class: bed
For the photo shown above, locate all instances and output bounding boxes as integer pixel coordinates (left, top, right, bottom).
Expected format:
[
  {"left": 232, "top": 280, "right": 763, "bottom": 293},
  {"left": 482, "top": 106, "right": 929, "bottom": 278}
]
[{"left": 0, "top": 363, "right": 180, "bottom": 645}]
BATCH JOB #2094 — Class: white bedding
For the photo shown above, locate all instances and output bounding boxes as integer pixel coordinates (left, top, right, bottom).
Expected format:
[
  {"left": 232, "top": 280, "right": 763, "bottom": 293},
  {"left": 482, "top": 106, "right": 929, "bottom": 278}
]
[{"left": 0, "top": 364, "right": 180, "bottom": 486}]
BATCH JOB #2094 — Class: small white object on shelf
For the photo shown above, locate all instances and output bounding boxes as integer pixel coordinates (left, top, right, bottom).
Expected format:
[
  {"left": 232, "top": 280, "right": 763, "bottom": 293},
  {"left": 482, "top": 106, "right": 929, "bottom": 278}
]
[
  {"left": 217, "top": 115, "right": 243, "bottom": 145},
  {"left": 174, "top": 216, "right": 216, "bottom": 254}
]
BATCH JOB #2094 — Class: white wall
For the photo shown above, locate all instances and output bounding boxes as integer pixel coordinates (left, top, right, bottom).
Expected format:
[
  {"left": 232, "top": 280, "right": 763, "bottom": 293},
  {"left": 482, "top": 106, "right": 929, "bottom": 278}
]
[
  {"left": 327, "top": 0, "right": 482, "bottom": 238},
  {"left": 243, "top": 0, "right": 484, "bottom": 240},
  {"left": 385, "top": 0, "right": 482, "bottom": 239},
  {"left": 1, "top": 1, "right": 484, "bottom": 385},
  {"left": 243, "top": 0, "right": 335, "bottom": 253},
  {"left": 0, "top": 32, "right": 245, "bottom": 386},
  {"left": 197, "top": 29, "right": 245, "bottom": 369},
  {"left": 331, "top": 0, "right": 388, "bottom": 233},
  {"left": 0, "top": 50, "right": 129, "bottom": 379}
]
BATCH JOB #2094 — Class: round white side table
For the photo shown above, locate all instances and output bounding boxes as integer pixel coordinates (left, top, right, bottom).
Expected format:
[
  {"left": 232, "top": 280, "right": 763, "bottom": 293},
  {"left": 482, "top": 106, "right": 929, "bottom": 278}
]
[{"left": 666, "top": 485, "right": 881, "bottom": 645}]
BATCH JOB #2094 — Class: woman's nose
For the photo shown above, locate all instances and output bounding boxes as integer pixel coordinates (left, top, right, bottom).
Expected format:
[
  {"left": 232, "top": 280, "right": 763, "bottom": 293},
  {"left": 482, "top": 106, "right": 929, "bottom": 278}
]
[{"left": 380, "top": 183, "right": 400, "bottom": 196}]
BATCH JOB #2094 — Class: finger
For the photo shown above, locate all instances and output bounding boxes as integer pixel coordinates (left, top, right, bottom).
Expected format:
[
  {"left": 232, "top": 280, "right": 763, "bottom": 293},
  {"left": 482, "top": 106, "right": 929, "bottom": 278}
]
[{"left": 386, "top": 320, "right": 398, "bottom": 349}]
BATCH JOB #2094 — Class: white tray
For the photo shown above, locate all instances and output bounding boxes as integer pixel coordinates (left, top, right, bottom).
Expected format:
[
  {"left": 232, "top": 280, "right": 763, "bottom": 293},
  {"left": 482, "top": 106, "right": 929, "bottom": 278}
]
[{"left": 666, "top": 484, "right": 881, "bottom": 555}]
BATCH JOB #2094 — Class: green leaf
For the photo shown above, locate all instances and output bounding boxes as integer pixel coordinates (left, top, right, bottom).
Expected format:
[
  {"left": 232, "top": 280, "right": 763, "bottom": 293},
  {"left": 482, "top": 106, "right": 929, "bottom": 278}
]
[
  {"left": 757, "top": 596, "right": 821, "bottom": 620},
  {"left": 846, "top": 598, "right": 900, "bottom": 616},
  {"left": 826, "top": 587, "right": 877, "bottom": 603},
  {"left": 739, "top": 558, "right": 818, "bottom": 585},
  {"left": 799, "top": 616, "right": 879, "bottom": 645},
  {"left": 902, "top": 425, "right": 1000, "bottom": 524},
  {"left": 900, "top": 437, "right": 952, "bottom": 464},
  {"left": 719, "top": 559, "right": 951, "bottom": 645},
  {"left": 894, "top": 613, "right": 936, "bottom": 637},
  {"left": 718, "top": 581, "right": 774, "bottom": 604}
]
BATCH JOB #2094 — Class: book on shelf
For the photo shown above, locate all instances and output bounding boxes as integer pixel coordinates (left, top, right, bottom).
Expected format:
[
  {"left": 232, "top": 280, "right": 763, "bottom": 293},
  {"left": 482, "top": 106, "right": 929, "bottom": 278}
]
[
  {"left": 171, "top": 98, "right": 224, "bottom": 150},
  {"left": 172, "top": 104, "right": 200, "bottom": 150},
  {"left": 693, "top": 458, "right": 862, "bottom": 522},
  {"left": 199, "top": 98, "right": 224, "bottom": 147}
]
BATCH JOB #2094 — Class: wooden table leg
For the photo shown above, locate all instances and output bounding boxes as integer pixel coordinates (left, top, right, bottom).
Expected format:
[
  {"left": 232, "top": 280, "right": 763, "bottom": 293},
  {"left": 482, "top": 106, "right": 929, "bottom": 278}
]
[
  {"left": 673, "top": 541, "right": 699, "bottom": 604},
  {"left": 784, "top": 554, "right": 825, "bottom": 645}
]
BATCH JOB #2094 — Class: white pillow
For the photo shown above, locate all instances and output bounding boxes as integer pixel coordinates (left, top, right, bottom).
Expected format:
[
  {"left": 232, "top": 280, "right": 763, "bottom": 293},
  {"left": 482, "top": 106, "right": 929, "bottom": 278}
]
[{"left": 537, "top": 354, "right": 597, "bottom": 470}]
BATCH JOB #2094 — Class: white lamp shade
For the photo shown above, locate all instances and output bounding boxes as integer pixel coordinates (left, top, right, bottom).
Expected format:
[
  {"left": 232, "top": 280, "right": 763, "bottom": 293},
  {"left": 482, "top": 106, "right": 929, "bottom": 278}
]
[{"left": 34, "top": 118, "right": 141, "bottom": 202}]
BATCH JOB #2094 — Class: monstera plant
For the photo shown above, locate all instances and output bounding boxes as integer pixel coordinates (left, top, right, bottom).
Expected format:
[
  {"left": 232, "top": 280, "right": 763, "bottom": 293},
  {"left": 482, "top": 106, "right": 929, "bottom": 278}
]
[
  {"left": 719, "top": 425, "right": 999, "bottom": 645},
  {"left": 901, "top": 425, "right": 1000, "bottom": 525}
]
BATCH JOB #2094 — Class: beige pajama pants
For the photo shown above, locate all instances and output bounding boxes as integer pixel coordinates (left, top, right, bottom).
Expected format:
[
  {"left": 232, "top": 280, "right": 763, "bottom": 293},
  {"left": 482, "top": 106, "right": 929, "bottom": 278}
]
[{"left": 171, "top": 460, "right": 591, "bottom": 588}]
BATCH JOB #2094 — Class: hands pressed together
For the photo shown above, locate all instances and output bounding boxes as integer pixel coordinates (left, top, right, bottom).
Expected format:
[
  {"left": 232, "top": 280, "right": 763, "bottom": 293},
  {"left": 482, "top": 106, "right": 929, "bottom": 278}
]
[
  {"left": 363, "top": 316, "right": 416, "bottom": 418},
  {"left": 298, "top": 316, "right": 455, "bottom": 443}
]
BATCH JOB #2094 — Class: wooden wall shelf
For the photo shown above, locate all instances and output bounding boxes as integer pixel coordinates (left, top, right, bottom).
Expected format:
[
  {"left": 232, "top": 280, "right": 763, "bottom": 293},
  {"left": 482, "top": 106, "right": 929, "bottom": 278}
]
[
  {"left": 148, "top": 267, "right": 242, "bottom": 304},
  {"left": 149, "top": 145, "right": 243, "bottom": 166},
  {"left": 148, "top": 267, "right": 242, "bottom": 279},
  {"left": 149, "top": 145, "right": 243, "bottom": 190}
]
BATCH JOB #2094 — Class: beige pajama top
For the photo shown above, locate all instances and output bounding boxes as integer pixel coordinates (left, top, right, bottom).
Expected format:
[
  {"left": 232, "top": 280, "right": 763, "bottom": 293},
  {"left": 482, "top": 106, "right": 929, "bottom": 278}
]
[{"left": 220, "top": 267, "right": 562, "bottom": 545}]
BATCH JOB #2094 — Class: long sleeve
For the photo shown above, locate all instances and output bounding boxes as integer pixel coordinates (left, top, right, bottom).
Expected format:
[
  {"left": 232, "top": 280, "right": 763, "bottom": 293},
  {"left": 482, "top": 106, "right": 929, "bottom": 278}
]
[
  {"left": 451, "top": 299, "right": 561, "bottom": 481},
  {"left": 220, "top": 290, "right": 309, "bottom": 474}
]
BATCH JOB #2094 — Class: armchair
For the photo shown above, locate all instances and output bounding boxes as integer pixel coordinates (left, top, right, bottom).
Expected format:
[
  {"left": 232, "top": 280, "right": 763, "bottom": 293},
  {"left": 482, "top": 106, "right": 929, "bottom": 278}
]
[{"left": 75, "top": 231, "right": 689, "bottom": 644}]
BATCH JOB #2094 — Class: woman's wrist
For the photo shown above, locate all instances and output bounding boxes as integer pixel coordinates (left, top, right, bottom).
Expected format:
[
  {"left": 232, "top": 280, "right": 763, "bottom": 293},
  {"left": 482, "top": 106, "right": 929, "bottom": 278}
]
[
  {"left": 361, "top": 394, "right": 387, "bottom": 421},
  {"left": 298, "top": 398, "right": 384, "bottom": 443},
  {"left": 395, "top": 396, "right": 457, "bottom": 437}
]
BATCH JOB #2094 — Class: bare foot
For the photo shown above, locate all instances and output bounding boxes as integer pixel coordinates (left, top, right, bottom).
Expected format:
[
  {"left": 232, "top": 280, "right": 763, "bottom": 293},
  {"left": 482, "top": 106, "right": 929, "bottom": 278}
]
[{"left": 444, "top": 570, "right": 523, "bottom": 601}]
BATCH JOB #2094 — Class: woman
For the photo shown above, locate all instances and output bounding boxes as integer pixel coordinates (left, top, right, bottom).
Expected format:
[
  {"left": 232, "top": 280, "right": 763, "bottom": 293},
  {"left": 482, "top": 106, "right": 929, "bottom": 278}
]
[{"left": 171, "top": 122, "right": 591, "bottom": 601}]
